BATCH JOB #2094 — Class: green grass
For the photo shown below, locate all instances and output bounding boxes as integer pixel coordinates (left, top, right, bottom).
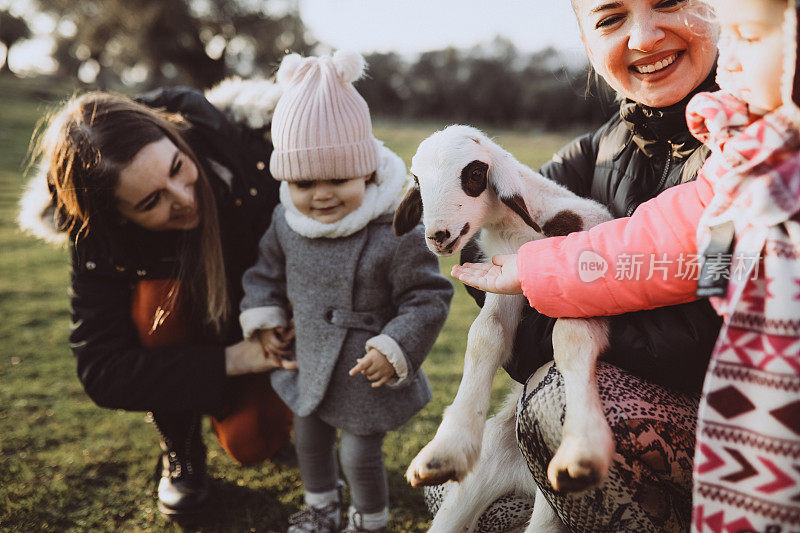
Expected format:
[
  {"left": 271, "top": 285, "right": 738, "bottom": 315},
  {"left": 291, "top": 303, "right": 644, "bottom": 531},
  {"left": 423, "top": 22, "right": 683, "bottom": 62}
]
[{"left": 0, "top": 76, "right": 577, "bottom": 532}]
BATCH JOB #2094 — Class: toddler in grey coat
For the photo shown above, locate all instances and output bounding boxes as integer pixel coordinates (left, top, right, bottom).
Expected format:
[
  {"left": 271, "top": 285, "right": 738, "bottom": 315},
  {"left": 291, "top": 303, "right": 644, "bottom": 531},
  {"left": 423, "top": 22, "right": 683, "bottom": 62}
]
[{"left": 239, "top": 51, "right": 453, "bottom": 533}]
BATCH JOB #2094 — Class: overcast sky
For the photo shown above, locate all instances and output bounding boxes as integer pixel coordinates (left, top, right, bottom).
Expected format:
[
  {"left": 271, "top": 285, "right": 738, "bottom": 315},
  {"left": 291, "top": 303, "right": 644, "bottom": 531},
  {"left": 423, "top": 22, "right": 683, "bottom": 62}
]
[{"left": 299, "top": 0, "right": 585, "bottom": 58}]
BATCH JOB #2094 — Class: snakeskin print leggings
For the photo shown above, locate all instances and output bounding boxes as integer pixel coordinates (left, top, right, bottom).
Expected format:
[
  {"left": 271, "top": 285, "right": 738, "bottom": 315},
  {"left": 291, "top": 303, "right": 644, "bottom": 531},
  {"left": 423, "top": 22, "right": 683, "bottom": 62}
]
[{"left": 427, "top": 361, "right": 700, "bottom": 532}]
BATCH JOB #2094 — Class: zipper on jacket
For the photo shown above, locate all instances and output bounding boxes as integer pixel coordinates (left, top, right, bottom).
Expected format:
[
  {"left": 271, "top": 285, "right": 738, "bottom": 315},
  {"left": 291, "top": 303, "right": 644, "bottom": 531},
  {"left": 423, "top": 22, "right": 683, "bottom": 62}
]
[
  {"left": 654, "top": 143, "right": 673, "bottom": 195},
  {"left": 626, "top": 143, "right": 673, "bottom": 217}
]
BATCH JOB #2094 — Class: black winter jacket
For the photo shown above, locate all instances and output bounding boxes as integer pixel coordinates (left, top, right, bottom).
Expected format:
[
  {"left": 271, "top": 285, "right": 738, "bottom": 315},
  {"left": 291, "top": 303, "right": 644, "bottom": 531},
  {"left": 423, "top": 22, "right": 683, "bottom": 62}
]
[
  {"left": 464, "top": 73, "right": 722, "bottom": 393},
  {"left": 68, "top": 87, "right": 279, "bottom": 415}
]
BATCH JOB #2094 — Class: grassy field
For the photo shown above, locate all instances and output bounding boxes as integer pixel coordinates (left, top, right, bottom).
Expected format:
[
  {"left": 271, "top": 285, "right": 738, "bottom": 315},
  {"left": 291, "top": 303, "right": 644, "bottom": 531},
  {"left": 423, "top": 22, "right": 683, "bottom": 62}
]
[{"left": 0, "top": 76, "right": 577, "bottom": 532}]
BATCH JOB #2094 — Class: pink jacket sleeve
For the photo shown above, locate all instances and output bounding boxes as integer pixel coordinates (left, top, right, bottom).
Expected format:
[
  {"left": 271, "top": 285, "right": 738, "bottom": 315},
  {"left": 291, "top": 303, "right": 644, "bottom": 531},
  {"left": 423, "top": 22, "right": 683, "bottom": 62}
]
[{"left": 517, "top": 169, "right": 715, "bottom": 317}]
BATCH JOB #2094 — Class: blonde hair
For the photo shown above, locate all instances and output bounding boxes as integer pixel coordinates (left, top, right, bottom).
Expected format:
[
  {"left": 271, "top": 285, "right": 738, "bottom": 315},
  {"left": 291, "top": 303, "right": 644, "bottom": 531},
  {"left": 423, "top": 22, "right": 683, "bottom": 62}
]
[{"left": 30, "top": 92, "right": 229, "bottom": 333}]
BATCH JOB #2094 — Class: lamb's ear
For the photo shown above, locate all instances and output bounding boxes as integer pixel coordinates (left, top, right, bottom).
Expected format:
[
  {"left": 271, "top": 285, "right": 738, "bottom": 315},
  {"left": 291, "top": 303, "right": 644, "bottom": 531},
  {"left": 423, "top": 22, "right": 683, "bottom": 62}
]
[
  {"left": 489, "top": 151, "right": 542, "bottom": 233},
  {"left": 393, "top": 187, "right": 423, "bottom": 236},
  {"left": 499, "top": 194, "right": 541, "bottom": 233}
]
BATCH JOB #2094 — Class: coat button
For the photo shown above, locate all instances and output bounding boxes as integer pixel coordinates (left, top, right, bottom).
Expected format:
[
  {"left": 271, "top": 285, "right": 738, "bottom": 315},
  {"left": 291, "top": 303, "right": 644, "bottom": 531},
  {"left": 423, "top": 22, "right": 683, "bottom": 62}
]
[
  {"left": 85, "top": 261, "right": 96, "bottom": 270},
  {"left": 256, "top": 161, "right": 266, "bottom": 170},
  {"left": 136, "top": 269, "right": 147, "bottom": 277},
  {"left": 249, "top": 188, "right": 258, "bottom": 197},
  {"left": 324, "top": 309, "right": 334, "bottom": 321},
  {"left": 234, "top": 198, "right": 242, "bottom": 207}
]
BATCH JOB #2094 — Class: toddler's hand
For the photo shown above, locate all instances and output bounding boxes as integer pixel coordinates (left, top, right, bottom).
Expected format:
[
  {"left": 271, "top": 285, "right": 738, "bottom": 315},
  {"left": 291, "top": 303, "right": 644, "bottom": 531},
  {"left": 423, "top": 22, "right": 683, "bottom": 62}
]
[
  {"left": 349, "top": 348, "right": 396, "bottom": 388},
  {"left": 450, "top": 254, "right": 522, "bottom": 295},
  {"left": 225, "top": 339, "right": 296, "bottom": 375},
  {"left": 257, "top": 327, "right": 295, "bottom": 358},
  {"left": 256, "top": 327, "right": 298, "bottom": 371}
]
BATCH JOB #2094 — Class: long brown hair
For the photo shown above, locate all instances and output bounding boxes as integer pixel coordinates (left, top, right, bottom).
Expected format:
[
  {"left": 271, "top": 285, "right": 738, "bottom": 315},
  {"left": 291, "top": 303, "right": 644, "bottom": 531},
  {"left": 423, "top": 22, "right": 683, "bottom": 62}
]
[{"left": 31, "top": 92, "right": 229, "bottom": 332}]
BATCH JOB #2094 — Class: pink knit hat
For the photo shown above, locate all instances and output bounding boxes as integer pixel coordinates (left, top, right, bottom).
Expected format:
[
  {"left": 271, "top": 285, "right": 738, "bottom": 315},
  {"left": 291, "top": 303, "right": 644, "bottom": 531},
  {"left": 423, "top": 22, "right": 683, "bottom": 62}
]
[{"left": 270, "top": 51, "right": 379, "bottom": 182}]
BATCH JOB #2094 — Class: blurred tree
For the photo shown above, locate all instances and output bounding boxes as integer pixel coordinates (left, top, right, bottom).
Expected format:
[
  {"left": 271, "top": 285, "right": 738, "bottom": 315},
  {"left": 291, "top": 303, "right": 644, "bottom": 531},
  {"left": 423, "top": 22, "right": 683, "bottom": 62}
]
[
  {"left": 358, "top": 40, "right": 609, "bottom": 129},
  {"left": 27, "top": 0, "right": 607, "bottom": 129},
  {"left": 357, "top": 52, "right": 407, "bottom": 117},
  {"left": 461, "top": 39, "right": 524, "bottom": 125},
  {"left": 405, "top": 48, "right": 471, "bottom": 119},
  {"left": 0, "top": 10, "right": 31, "bottom": 75},
  {"left": 34, "top": 0, "right": 313, "bottom": 88}
]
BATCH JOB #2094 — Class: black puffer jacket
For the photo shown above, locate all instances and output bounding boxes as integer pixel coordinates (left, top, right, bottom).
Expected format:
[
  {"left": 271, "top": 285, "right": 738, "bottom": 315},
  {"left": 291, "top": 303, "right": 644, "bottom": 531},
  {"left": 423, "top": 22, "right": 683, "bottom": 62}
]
[
  {"left": 464, "top": 72, "right": 722, "bottom": 393},
  {"left": 56, "top": 86, "right": 280, "bottom": 414}
]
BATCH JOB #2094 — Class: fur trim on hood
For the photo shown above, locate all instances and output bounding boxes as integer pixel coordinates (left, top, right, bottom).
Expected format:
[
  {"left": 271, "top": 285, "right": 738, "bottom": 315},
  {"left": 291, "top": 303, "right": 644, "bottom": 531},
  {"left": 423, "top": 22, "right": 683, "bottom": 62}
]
[
  {"left": 279, "top": 141, "right": 409, "bottom": 239},
  {"left": 18, "top": 77, "right": 282, "bottom": 246},
  {"left": 204, "top": 76, "right": 282, "bottom": 131},
  {"left": 17, "top": 165, "right": 66, "bottom": 246}
]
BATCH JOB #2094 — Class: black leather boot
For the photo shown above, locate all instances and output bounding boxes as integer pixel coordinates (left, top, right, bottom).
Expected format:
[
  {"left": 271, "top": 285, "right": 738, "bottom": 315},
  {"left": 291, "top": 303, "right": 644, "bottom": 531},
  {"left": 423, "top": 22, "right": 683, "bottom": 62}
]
[{"left": 151, "top": 411, "right": 209, "bottom": 521}]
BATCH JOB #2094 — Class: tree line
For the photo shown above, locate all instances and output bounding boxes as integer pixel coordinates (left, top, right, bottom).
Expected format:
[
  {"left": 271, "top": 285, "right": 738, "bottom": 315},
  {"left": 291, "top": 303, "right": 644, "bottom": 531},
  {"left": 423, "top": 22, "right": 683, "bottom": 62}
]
[
  {"left": 2, "top": 1, "right": 615, "bottom": 129},
  {"left": 358, "top": 43, "right": 615, "bottom": 128}
]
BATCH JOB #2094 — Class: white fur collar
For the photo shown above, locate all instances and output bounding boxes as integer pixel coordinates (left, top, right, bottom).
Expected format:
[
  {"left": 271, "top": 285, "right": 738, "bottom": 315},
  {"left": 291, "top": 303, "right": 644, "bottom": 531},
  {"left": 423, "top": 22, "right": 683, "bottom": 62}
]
[
  {"left": 279, "top": 141, "right": 408, "bottom": 239},
  {"left": 204, "top": 77, "right": 281, "bottom": 130}
]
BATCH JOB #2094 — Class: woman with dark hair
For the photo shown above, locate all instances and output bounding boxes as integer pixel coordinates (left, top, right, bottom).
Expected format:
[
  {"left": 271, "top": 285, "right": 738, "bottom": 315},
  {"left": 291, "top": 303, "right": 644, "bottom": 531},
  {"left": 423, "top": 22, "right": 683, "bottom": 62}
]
[{"left": 19, "top": 82, "right": 292, "bottom": 520}]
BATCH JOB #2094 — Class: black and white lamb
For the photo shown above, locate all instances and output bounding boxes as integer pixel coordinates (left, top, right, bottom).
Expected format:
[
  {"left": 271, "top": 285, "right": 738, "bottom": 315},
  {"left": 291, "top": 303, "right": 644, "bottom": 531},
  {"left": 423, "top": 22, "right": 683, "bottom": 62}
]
[{"left": 394, "top": 125, "right": 615, "bottom": 532}]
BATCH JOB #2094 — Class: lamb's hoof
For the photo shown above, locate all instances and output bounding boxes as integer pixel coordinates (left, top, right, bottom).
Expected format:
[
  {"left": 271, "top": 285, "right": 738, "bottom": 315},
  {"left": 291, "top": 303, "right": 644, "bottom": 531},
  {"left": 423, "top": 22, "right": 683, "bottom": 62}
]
[
  {"left": 406, "top": 464, "right": 457, "bottom": 487},
  {"left": 547, "top": 440, "right": 611, "bottom": 493},
  {"left": 406, "top": 438, "right": 477, "bottom": 487},
  {"left": 406, "top": 450, "right": 460, "bottom": 487},
  {"left": 547, "top": 459, "right": 602, "bottom": 493}
]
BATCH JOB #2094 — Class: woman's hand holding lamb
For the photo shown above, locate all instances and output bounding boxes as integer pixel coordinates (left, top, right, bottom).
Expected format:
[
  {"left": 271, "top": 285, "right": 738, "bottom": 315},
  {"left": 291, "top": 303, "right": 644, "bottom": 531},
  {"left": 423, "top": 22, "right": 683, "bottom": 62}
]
[
  {"left": 349, "top": 348, "right": 396, "bottom": 388},
  {"left": 451, "top": 253, "right": 522, "bottom": 295}
]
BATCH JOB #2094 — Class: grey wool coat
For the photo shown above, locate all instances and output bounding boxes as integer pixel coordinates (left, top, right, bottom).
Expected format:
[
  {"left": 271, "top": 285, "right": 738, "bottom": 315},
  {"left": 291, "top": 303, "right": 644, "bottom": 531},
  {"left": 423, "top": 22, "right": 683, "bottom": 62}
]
[{"left": 240, "top": 205, "right": 453, "bottom": 435}]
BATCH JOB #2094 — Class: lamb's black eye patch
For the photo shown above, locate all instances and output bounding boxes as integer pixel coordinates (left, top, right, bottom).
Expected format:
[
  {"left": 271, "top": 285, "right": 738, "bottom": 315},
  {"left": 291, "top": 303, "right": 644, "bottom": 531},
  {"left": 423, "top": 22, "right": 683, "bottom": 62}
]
[{"left": 460, "top": 160, "right": 488, "bottom": 197}]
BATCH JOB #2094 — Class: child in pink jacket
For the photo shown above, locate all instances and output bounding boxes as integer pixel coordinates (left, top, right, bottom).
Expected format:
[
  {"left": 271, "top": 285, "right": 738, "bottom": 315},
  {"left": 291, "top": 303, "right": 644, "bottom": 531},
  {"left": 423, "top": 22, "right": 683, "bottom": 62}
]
[{"left": 454, "top": 1, "right": 800, "bottom": 530}]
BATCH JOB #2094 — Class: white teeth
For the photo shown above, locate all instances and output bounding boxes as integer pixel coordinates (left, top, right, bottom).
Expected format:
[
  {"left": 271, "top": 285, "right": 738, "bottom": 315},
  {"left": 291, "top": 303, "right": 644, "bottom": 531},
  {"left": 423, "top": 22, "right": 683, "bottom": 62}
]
[{"left": 634, "top": 53, "right": 677, "bottom": 74}]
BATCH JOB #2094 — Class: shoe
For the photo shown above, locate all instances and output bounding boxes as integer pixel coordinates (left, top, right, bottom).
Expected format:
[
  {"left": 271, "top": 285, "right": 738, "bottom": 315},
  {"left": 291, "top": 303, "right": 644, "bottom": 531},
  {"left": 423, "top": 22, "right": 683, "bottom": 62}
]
[
  {"left": 152, "top": 411, "right": 209, "bottom": 521},
  {"left": 286, "top": 501, "right": 342, "bottom": 533},
  {"left": 342, "top": 508, "right": 388, "bottom": 532},
  {"left": 287, "top": 480, "right": 346, "bottom": 533}
]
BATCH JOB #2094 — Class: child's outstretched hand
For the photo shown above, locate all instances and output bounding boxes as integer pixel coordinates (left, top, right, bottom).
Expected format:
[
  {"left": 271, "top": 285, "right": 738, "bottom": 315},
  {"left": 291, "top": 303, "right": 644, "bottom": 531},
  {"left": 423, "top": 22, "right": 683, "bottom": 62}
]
[
  {"left": 450, "top": 253, "right": 522, "bottom": 295},
  {"left": 349, "top": 348, "right": 396, "bottom": 388}
]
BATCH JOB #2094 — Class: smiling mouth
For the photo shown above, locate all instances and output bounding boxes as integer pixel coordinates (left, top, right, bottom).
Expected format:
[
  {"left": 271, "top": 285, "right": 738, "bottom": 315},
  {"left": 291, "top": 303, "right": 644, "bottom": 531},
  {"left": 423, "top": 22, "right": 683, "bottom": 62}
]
[
  {"left": 630, "top": 51, "right": 682, "bottom": 74},
  {"left": 313, "top": 205, "right": 341, "bottom": 213}
]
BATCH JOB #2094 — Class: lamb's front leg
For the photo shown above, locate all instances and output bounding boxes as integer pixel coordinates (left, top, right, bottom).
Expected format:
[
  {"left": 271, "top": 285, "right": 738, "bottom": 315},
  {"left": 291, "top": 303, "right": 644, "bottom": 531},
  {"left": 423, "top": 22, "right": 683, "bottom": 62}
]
[
  {"left": 547, "top": 317, "right": 614, "bottom": 492},
  {"left": 406, "top": 293, "right": 524, "bottom": 487}
]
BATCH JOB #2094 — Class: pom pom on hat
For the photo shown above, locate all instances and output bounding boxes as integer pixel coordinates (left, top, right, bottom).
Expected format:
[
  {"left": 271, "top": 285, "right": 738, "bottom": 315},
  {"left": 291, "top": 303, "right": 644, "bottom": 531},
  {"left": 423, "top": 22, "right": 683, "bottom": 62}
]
[
  {"left": 276, "top": 53, "right": 304, "bottom": 87},
  {"left": 332, "top": 50, "right": 366, "bottom": 83}
]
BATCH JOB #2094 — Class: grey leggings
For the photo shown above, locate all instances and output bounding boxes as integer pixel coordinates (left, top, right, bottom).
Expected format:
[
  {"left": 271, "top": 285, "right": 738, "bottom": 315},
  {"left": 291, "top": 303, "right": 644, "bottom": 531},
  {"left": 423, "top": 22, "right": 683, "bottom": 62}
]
[{"left": 293, "top": 413, "right": 388, "bottom": 514}]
